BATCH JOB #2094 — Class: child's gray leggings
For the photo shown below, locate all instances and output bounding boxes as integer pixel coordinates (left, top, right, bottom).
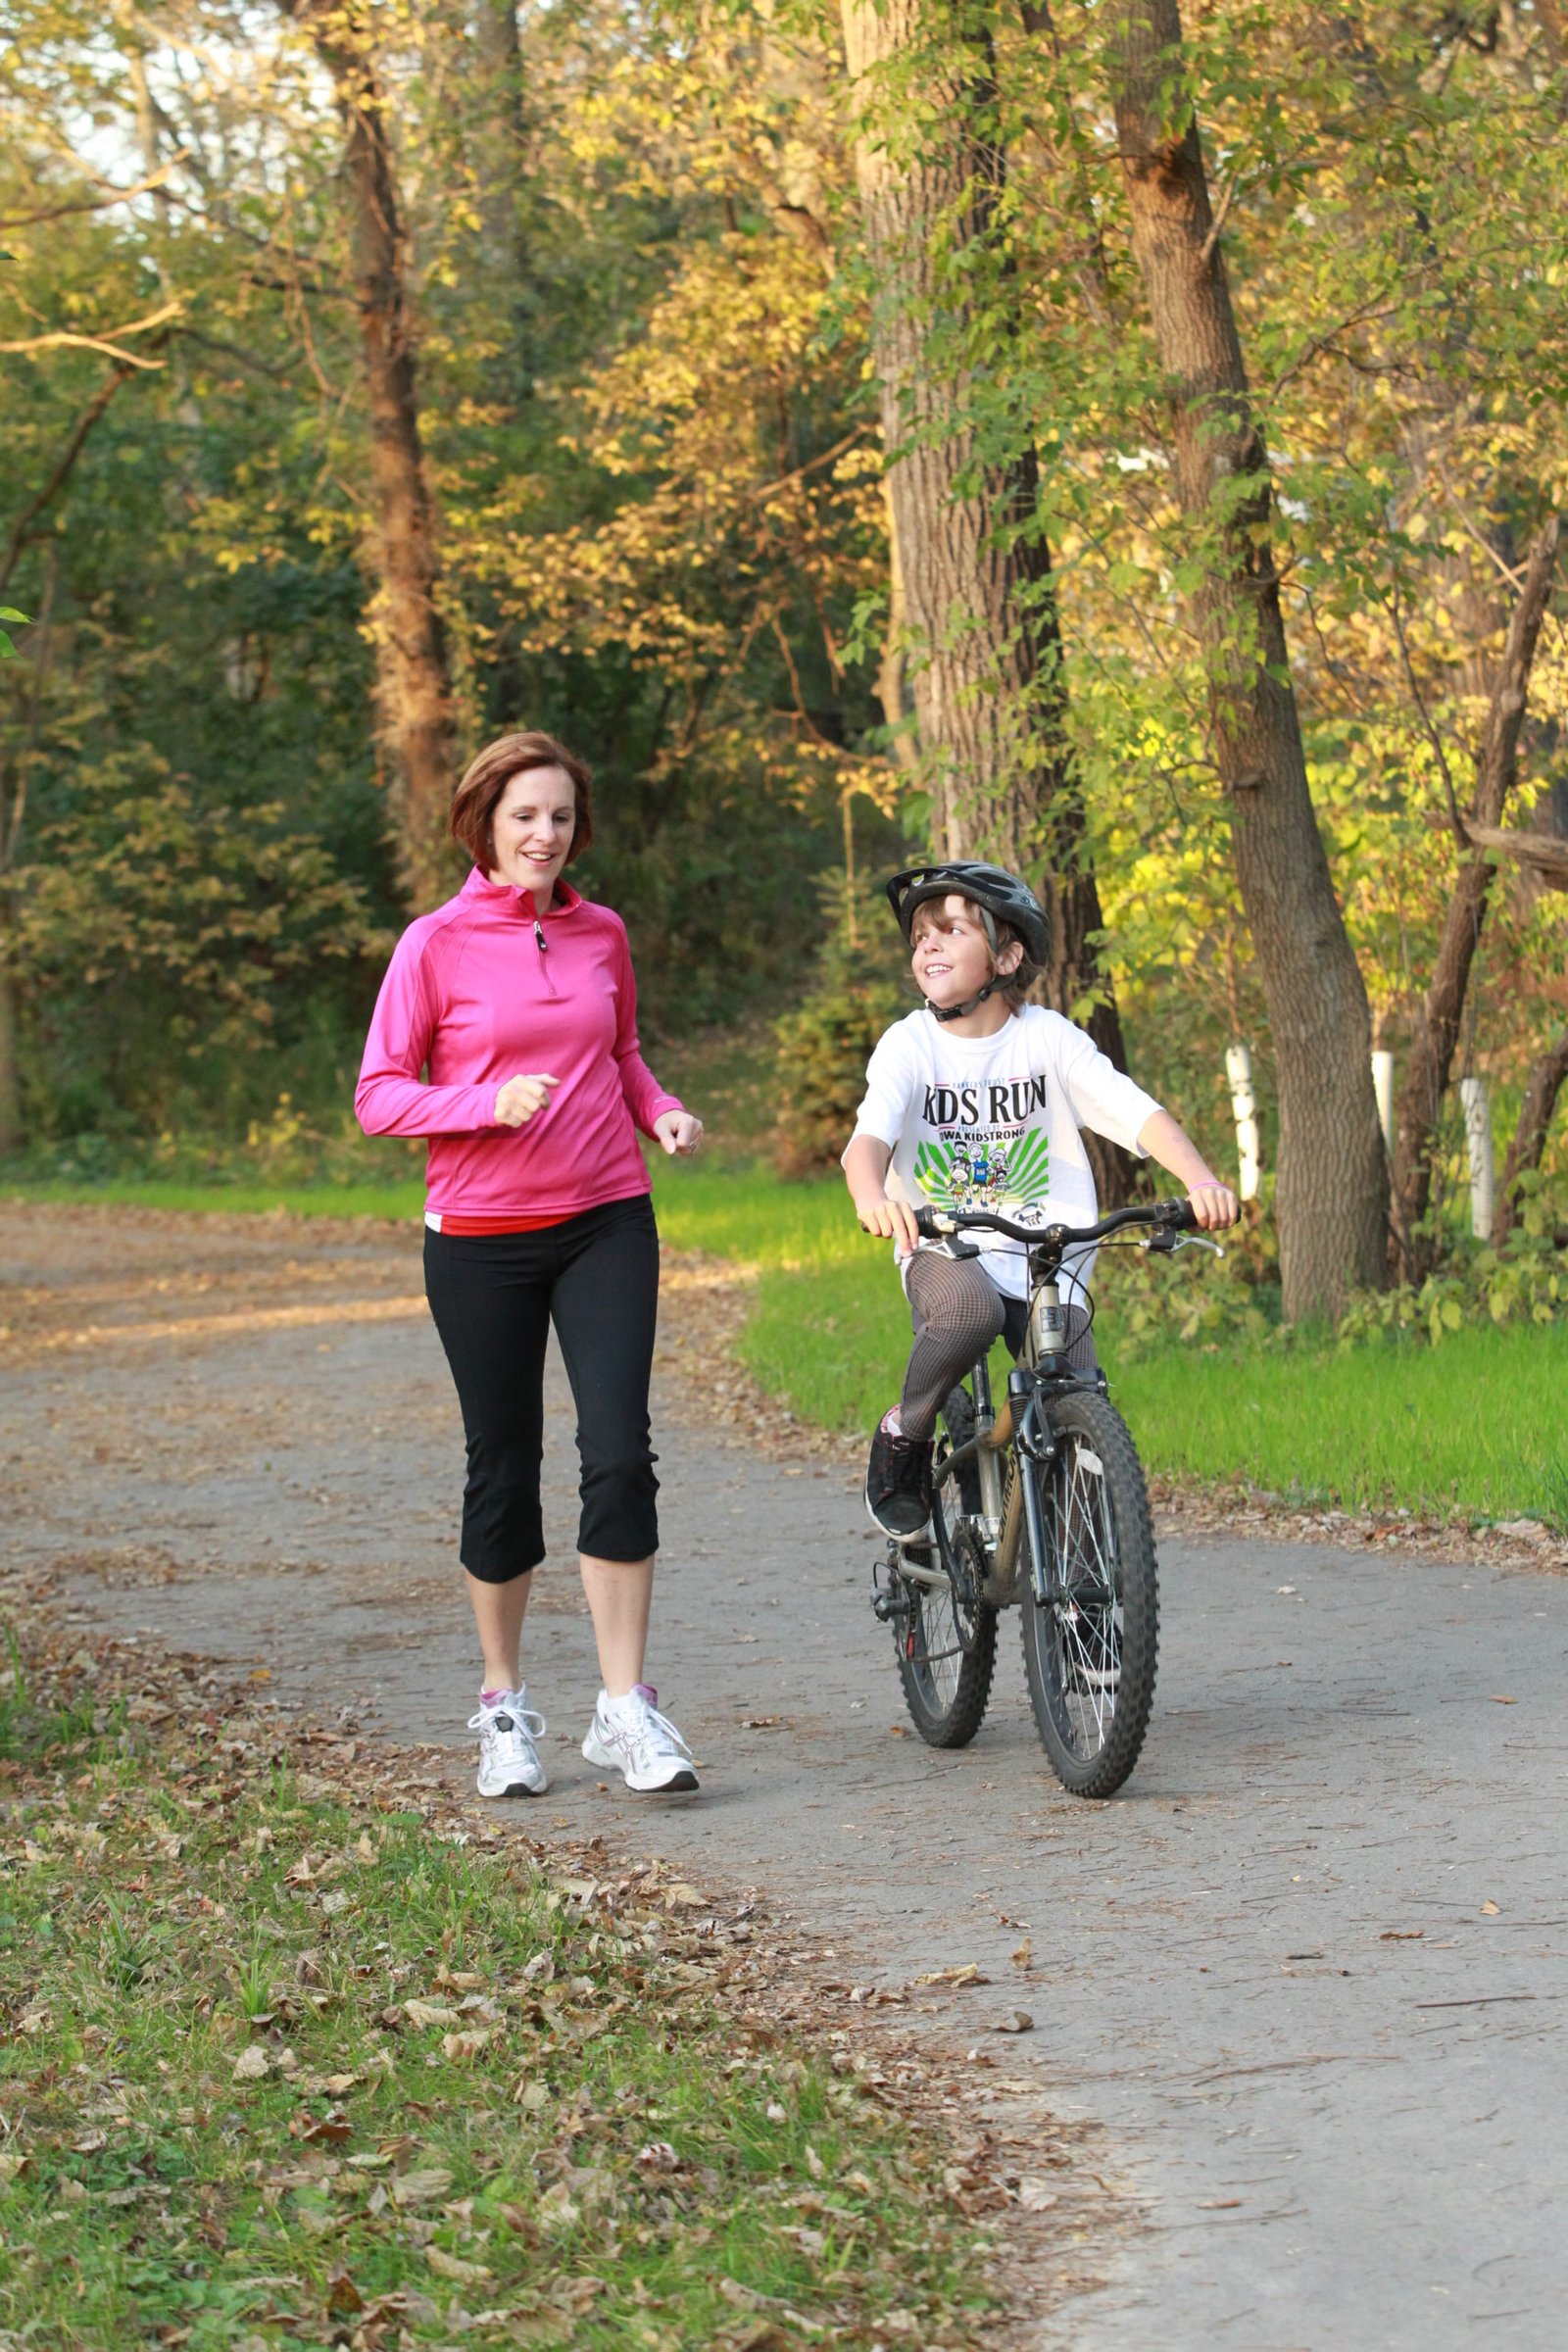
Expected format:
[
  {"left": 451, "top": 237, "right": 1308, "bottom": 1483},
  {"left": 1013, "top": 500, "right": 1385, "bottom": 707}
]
[{"left": 900, "top": 1247, "right": 1098, "bottom": 1443}]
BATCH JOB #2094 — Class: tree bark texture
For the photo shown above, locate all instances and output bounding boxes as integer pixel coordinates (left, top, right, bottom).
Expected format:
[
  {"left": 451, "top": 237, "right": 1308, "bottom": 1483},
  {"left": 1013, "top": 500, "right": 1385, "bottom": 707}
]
[
  {"left": 472, "top": 0, "right": 535, "bottom": 403},
  {"left": 841, "top": 0, "right": 1133, "bottom": 1203},
  {"left": 288, "top": 1, "right": 458, "bottom": 905},
  {"left": 1492, "top": 1026, "right": 1568, "bottom": 1250},
  {"left": 1109, "top": 0, "right": 1388, "bottom": 1321},
  {"left": 1392, "top": 514, "right": 1561, "bottom": 1274}
]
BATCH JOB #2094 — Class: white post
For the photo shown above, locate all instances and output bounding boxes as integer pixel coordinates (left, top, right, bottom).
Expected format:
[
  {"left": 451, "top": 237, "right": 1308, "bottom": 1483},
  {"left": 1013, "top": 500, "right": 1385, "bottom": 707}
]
[
  {"left": 1458, "top": 1076, "right": 1494, "bottom": 1241},
  {"left": 1371, "top": 1050, "right": 1396, "bottom": 1159},
  {"left": 1224, "top": 1042, "right": 1260, "bottom": 1202}
]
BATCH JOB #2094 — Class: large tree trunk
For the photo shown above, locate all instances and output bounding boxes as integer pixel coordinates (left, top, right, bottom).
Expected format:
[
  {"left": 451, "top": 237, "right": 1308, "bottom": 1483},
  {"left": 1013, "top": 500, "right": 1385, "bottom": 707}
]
[
  {"left": 841, "top": 0, "right": 1133, "bottom": 1203},
  {"left": 1391, "top": 516, "right": 1561, "bottom": 1273},
  {"left": 1108, "top": 0, "right": 1388, "bottom": 1321},
  {"left": 287, "top": 2, "right": 459, "bottom": 905},
  {"left": 471, "top": 0, "right": 535, "bottom": 405}
]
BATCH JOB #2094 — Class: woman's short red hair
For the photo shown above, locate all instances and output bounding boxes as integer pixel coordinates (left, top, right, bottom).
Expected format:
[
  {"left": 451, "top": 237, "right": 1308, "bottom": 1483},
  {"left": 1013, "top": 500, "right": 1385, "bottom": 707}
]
[{"left": 449, "top": 731, "right": 594, "bottom": 870}]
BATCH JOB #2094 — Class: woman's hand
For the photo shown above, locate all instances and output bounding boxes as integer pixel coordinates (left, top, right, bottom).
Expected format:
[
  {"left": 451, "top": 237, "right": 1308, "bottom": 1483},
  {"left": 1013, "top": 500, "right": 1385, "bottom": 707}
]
[
  {"left": 855, "top": 1192, "right": 923, "bottom": 1251},
  {"left": 1188, "top": 1180, "right": 1241, "bottom": 1231},
  {"left": 654, "top": 1110, "right": 704, "bottom": 1156},
  {"left": 495, "top": 1072, "right": 560, "bottom": 1128}
]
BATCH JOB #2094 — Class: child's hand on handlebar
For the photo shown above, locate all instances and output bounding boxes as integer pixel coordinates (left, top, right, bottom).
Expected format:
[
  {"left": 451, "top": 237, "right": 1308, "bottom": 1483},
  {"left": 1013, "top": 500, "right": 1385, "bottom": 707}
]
[
  {"left": 1187, "top": 1181, "right": 1240, "bottom": 1231},
  {"left": 854, "top": 1192, "right": 924, "bottom": 1251}
]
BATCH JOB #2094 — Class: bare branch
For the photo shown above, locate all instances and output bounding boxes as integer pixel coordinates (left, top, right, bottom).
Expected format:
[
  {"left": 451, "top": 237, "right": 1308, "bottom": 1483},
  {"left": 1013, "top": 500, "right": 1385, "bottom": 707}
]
[
  {"left": 0, "top": 158, "right": 191, "bottom": 233},
  {"left": 1423, "top": 815, "right": 1568, "bottom": 889},
  {"left": 0, "top": 299, "right": 183, "bottom": 368},
  {"left": 1382, "top": 574, "right": 1468, "bottom": 848},
  {"left": 0, "top": 362, "right": 138, "bottom": 600}
]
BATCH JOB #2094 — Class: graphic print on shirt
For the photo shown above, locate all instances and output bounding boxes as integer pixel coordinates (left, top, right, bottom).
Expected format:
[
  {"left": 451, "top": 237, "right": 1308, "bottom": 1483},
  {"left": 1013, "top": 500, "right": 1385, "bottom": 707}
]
[{"left": 914, "top": 1121, "right": 1051, "bottom": 1217}]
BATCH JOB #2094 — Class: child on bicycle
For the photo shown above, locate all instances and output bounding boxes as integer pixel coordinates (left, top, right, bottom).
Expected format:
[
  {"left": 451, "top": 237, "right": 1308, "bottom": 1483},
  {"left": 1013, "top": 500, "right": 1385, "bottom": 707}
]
[{"left": 844, "top": 862, "right": 1239, "bottom": 1539}]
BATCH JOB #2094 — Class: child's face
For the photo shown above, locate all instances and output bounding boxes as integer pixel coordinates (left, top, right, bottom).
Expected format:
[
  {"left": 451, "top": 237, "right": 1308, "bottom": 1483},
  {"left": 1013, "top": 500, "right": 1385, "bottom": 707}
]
[{"left": 909, "top": 895, "right": 1015, "bottom": 1008}]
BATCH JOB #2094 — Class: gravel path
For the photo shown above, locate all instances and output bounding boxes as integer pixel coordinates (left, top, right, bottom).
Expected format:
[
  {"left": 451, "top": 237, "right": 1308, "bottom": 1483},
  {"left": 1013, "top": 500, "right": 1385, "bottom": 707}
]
[{"left": 7, "top": 1204, "right": 1567, "bottom": 2349}]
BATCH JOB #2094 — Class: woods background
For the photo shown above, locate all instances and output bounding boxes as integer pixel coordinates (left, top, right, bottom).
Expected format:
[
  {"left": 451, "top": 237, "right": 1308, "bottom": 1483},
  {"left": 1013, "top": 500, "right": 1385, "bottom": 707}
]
[{"left": 5, "top": 0, "right": 1567, "bottom": 1327}]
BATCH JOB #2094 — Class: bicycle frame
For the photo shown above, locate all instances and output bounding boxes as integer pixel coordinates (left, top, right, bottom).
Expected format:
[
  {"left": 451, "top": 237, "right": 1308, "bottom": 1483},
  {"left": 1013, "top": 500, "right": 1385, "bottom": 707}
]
[{"left": 920, "top": 1197, "right": 1198, "bottom": 1608}]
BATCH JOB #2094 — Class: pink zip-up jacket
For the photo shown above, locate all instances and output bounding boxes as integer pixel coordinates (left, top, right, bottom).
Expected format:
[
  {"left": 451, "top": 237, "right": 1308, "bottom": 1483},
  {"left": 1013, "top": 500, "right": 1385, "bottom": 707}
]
[{"left": 355, "top": 868, "right": 683, "bottom": 1223}]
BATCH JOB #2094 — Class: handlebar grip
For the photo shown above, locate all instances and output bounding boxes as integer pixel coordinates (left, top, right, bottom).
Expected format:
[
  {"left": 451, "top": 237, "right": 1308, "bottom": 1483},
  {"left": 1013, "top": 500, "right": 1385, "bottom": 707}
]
[
  {"left": 912, "top": 1204, "right": 941, "bottom": 1240},
  {"left": 1154, "top": 1197, "right": 1199, "bottom": 1233}
]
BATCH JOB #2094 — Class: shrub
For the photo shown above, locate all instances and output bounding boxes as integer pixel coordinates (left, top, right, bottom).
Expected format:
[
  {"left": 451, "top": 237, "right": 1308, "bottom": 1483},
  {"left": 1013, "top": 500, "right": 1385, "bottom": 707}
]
[{"left": 772, "top": 880, "right": 910, "bottom": 1177}]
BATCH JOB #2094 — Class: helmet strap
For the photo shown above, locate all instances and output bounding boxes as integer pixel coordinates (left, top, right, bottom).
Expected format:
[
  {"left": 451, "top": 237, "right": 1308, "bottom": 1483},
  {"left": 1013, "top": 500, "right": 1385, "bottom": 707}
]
[
  {"left": 925, "top": 973, "right": 1012, "bottom": 1022},
  {"left": 919, "top": 924, "right": 1021, "bottom": 1022}
]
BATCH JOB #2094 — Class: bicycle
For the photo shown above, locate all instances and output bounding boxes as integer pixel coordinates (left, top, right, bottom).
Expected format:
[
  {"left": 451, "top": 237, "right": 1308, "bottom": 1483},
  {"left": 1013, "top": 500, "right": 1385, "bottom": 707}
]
[{"left": 870, "top": 1197, "right": 1219, "bottom": 1798}]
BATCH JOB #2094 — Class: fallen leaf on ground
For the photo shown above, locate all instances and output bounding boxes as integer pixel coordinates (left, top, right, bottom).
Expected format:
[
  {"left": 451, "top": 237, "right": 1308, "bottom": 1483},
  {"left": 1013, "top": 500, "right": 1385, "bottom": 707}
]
[
  {"left": 441, "top": 2030, "right": 493, "bottom": 2063},
  {"left": 1480, "top": 1900, "right": 1501, "bottom": 1916},
  {"left": 231, "top": 2045, "right": 270, "bottom": 2081},
  {"left": 1009, "top": 1939, "right": 1033, "bottom": 1971},
  {"left": 426, "top": 2246, "right": 492, "bottom": 2285},
  {"left": 1015, "top": 2178, "right": 1057, "bottom": 2211},
  {"left": 403, "top": 1999, "right": 460, "bottom": 2029},
  {"left": 911, "top": 1963, "right": 988, "bottom": 1987},
  {"left": 390, "top": 2168, "right": 454, "bottom": 2207},
  {"left": 993, "top": 2011, "right": 1033, "bottom": 2034}
]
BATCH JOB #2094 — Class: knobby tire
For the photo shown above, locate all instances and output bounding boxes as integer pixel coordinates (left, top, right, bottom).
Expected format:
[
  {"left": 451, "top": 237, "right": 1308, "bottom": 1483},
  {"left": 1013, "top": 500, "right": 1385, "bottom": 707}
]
[
  {"left": 893, "top": 1385, "right": 997, "bottom": 1748},
  {"left": 1019, "top": 1387, "right": 1159, "bottom": 1798}
]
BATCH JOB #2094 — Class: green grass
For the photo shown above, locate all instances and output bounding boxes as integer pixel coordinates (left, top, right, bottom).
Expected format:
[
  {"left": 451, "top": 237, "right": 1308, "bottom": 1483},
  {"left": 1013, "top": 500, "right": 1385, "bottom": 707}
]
[
  {"left": 0, "top": 1707, "right": 992, "bottom": 2352},
  {"left": 659, "top": 1167, "right": 1568, "bottom": 1530},
  {"left": 1112, "top": 1319, "right": 1568, "bottom": 1526},
  {"left": 7, "top": 1174, "right": 427, "bottom": 1219},
  {"left": 12, "top": 1152, "right": 1563, "bottom": 1527}
]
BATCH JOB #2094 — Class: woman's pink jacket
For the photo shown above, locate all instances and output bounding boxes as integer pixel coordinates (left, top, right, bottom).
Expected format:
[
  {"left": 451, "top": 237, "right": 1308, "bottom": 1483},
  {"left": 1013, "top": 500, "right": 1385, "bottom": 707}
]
[{"left": 355, "top": 869, "right": 683, "bottom": 1223}]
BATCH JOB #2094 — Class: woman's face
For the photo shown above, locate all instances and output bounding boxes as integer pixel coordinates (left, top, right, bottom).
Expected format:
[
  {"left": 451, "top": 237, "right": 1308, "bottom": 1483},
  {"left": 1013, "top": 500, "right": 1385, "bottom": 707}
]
[{"left": 488, "top": 765, "right": 577, "bottom": 906}]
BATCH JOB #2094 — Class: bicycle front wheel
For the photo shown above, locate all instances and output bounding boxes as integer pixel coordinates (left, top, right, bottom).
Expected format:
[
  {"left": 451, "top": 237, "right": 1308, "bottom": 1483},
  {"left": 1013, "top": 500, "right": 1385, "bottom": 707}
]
[{"left": 1018, "top": 1388, "right": 1158, "bottom": 1798}]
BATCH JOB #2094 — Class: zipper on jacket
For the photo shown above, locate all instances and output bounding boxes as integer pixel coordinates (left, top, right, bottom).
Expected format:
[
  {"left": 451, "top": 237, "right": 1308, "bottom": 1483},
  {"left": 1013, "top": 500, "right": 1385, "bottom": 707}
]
[{"left": 533, "top": 918, "right": 560, "bottom": 999}]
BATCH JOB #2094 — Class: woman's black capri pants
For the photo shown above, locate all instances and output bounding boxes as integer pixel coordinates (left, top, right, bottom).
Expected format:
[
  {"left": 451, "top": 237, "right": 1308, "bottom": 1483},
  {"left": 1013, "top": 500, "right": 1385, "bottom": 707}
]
[{"left": 423, "top": 1193, "right": 661, "bottom": 1583}]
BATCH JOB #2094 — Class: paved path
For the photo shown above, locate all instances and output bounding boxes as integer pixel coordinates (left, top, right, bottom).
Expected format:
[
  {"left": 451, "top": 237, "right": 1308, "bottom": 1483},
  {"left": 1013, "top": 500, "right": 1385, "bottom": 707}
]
[{"left": 8, "top": 1207, "right": 1567, "bottom": 2349}]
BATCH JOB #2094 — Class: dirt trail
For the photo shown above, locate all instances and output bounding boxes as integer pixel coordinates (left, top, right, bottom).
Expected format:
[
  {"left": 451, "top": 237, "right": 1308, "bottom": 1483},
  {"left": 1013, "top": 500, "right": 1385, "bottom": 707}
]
[{"left": 7, "top": 1203, "right": 1568, "bottom": 2350}]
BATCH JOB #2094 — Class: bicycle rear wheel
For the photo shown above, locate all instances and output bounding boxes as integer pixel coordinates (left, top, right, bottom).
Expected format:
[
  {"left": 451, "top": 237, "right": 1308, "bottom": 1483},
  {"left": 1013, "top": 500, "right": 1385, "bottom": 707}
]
[
  {"left": 892, "top": 1386, "right": 997, "bottom": 1748},
  {"left": 1018, "top": 1388, "right": 1158, "bottom": 1797}
]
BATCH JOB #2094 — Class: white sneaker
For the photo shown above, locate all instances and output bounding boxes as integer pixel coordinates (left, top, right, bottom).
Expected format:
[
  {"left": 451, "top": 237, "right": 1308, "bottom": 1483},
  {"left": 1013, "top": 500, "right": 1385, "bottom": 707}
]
[
  {"left": 581, "top": 1684, "right": 699, "bottom": 1793},
  {"left": 468, "top": 1689, "right": 549, "bottom": 1797}
]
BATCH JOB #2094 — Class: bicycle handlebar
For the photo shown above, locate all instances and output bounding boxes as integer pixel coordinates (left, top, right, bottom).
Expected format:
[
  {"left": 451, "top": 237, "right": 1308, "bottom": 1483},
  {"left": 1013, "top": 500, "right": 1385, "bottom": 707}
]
[{"left": 910, "top": 1197, "right": 1199, "bottom": 1249}]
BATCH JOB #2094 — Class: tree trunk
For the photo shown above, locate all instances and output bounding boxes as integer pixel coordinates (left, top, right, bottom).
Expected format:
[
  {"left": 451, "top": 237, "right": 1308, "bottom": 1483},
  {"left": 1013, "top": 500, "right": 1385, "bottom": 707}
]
[
  {"left": 1391, "top": 516, "right": 1562, "bottom": 1273},
  {"left": 471, "top": 0, "right": 535, "bottom": 404},
  {"left": 287, "top": 1, "right": 459, "bottom": 905},
  {"left": 0, "top": 941, "right": 19, "bottom": 1158},
  {"left": 1492, "top": 1026, "right": 1568, "bottom": 1249},
  {"left": 1108, "top": 0, "right": 1388, "bottom": 1321},
  {"left": 841, "top": 0, "right": 1133, "bottom": 1204}
]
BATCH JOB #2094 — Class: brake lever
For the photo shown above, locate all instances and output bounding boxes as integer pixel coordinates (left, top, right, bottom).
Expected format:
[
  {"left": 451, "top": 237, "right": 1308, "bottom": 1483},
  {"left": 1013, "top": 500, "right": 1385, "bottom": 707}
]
[{"left": 1143, "top": 1231, "right": 1225, "bottom": 1258}]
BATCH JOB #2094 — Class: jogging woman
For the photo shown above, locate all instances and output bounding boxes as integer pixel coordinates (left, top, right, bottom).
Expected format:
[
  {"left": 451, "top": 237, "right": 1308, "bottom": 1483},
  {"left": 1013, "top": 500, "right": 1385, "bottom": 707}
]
[{"left": 356, "top": 730, "right": 703, "bottom": 1798}]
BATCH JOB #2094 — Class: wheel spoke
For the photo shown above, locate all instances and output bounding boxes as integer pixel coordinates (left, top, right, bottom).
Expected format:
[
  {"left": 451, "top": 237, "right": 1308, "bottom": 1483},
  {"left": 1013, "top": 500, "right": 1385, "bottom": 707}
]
[
  {"left": 890, "top": 1385, "right": 1000, "bottom": 1751},
  {"left": 1020, "top": 1399, "right": 1157, "bottom": 1794}
]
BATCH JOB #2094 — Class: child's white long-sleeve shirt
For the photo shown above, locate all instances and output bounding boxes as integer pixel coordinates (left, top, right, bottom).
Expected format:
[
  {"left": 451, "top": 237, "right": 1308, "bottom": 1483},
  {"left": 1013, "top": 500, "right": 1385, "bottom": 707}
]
[{"left": 845, "top": 1004, "right": 1161, "bottom": 1302}]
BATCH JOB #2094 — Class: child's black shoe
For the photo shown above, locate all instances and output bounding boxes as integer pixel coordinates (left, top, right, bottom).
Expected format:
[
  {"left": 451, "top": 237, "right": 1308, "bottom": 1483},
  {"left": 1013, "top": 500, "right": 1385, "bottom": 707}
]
[{"left": 864, "top": 1417, "right": 934, "bottom": 1539}]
